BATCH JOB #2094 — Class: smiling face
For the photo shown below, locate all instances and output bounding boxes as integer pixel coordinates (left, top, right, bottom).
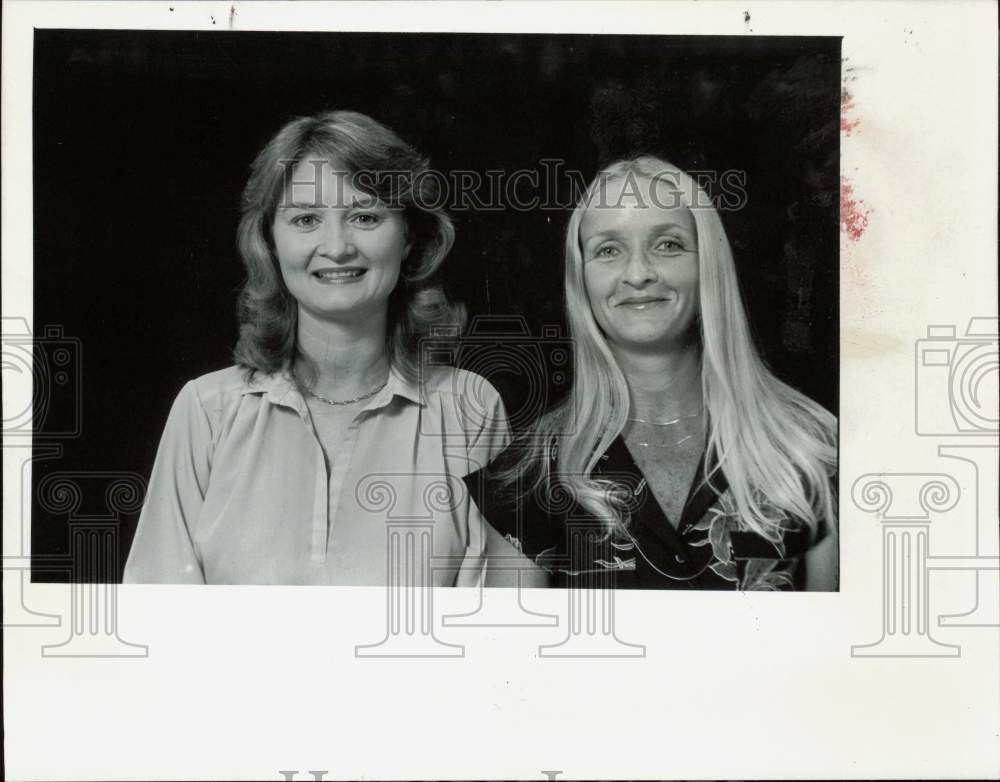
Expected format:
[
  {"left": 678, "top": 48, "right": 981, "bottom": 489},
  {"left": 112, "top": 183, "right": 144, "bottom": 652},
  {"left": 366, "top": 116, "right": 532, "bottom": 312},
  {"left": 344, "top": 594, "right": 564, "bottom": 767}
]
[
  {"left": 272, "top": 158, "right": 410, "bottom": 325},
  {"left": 580, "top": 175, "right": 700, "bottom": 354}
]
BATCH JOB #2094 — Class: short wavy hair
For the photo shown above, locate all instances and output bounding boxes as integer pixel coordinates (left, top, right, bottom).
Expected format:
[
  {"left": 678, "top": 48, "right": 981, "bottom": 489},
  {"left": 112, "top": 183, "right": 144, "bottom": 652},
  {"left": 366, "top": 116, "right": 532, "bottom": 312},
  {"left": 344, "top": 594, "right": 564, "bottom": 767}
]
[{"left": 233, "top": 109, "right": 464, "bottom": 382}]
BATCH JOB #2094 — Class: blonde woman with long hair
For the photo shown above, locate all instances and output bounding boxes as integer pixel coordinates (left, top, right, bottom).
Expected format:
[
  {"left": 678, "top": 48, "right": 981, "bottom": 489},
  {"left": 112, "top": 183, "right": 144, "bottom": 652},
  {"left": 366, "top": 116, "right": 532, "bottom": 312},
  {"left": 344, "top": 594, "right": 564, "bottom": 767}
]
[{"left": 466, "top": 156, "right": 838, "bottom": 591}]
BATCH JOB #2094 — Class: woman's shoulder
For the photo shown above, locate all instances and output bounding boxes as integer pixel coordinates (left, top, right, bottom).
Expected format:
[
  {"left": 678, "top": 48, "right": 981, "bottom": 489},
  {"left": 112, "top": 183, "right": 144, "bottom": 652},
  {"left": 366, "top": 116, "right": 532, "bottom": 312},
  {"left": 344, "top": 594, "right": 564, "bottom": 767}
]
[
  {"left": 463, "top": 438, "right": 564, "bottom": 556},
  {"left": 418, "top": 365, "right": 504, "bottom": 405},
  {"left": 184, "top": 365, "right": 285, "bottom": 412},
  {"left": 464, "top": 436, "right": 550, "bottom": 511},
  {"left": 186, "top": 365, "right": 256, "bottom": 399},
  {"left": 188, "top": 364, "right": 250, "bottom": 390}
]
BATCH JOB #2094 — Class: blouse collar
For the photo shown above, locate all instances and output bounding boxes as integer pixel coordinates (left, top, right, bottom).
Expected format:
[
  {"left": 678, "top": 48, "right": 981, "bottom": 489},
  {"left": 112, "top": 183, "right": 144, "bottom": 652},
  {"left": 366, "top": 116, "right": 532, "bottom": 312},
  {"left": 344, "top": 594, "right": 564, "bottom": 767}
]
[{"left": 239, "top": 365, "right": 424, "bottom": 419}]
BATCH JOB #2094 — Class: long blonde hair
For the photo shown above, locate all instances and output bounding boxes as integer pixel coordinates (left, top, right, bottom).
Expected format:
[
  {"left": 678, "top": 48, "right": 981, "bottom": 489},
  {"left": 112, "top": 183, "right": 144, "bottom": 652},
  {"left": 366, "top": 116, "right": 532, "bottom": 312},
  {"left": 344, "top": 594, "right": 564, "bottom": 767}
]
[{"left": 504, "top": 156, "right": 837, "bottom": 543}]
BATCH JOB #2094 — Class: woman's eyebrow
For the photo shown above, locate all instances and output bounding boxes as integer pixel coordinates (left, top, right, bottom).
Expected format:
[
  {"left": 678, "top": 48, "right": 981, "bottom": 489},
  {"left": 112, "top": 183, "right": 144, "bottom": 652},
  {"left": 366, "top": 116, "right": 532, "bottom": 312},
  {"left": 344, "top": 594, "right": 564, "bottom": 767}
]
[
  {"left": 582, "top": 222, "right": 691, "bottom": 244},
  {"left": 277, "top": 195, "right": 382, "bottom": 210},
  {"left": 581, "top": 229, "right": 620, "bottom": 245},
  {"left": 277, "top": 201, "right": 323, "bottom": 210},
  {"left": 649, "top": 222, "right": 690, "bottom": 233}
]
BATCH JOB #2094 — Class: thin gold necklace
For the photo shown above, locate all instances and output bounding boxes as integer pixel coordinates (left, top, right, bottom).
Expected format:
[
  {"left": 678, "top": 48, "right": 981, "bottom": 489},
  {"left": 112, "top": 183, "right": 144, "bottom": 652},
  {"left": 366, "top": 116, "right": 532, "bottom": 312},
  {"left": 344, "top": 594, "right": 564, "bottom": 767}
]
[
  {"left": 630, "top": 432, "right": 699, "bottom": 448},
  {"left": 626, "top": 411, "right": 702, "bottom": 426},
  {"left": 295, "top": 372, "right": 388, "bottom": 406},
  {"left": 626, "top": 411, "right": 703, "bottom": 448}
]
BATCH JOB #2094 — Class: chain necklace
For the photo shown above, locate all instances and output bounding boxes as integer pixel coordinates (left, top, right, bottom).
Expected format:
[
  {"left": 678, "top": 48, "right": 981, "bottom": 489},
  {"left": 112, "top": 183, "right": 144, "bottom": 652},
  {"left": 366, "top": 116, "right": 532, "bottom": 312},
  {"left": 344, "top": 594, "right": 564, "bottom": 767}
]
[
  {"left": 626, "top": 411, "right": 702, "bottom": 426},
  {"left": 626, "top": 410, "right": 703, "bottom": 448},
  {"left": 631, "top": 433, "right": 698, "bottom": 448},
  {"left": 295, "top": 372, "right": 388, "bottom": 406}
]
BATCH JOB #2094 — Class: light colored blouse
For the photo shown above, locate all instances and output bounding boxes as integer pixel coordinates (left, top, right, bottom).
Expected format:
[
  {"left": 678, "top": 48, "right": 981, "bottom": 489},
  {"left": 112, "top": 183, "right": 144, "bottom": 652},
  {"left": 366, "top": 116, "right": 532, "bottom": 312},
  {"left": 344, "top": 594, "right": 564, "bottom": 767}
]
[{"left": 124, "top": 364, "right": 509, "bottom": 585}]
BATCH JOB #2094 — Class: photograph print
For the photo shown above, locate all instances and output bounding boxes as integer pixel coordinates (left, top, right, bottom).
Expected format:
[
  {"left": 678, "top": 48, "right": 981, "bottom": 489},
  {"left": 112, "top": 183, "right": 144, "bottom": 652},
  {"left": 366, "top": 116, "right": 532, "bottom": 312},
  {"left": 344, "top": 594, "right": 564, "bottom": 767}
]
[{"left": 30, "top": 30, "right": 840, "bottom": 589}]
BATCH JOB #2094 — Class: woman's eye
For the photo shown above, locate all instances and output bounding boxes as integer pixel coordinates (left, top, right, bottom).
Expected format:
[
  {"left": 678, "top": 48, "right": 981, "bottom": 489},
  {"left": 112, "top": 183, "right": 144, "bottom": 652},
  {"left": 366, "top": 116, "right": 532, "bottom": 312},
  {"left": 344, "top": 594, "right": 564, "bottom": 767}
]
[
  {"left": 656, "top": 238, "right": 684, "bottom": 252},
  {"left": 291, "top": 214, "right": 320, "bottom": 228},
  {"left": 351, "top": 212, "right": 381, "bottom": 227},
  {"left": 594, "top": 245, "right": 620, "bottom": 260}
]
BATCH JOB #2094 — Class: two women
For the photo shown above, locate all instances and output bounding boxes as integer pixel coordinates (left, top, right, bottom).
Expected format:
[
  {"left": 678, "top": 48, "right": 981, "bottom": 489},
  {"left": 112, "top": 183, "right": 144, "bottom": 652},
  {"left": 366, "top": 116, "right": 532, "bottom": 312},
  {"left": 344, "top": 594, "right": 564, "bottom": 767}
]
[
  {"left": 127, "top": 110, "right": 837, "bottom": 590},
  {"left": 125, "top": 111, "right": 507, "bottom": 585}
]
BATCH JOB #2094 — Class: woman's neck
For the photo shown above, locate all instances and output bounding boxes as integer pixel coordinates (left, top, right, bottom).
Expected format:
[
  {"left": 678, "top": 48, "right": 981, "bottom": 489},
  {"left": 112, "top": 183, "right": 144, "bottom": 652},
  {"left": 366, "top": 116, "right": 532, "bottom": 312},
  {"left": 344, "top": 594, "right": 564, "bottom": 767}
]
[
  {"left": 613, "top": 341, "right": 703, "bottom": 422},
  {"left": 294, "top": 307, "right": 390, "bottom": 399}
]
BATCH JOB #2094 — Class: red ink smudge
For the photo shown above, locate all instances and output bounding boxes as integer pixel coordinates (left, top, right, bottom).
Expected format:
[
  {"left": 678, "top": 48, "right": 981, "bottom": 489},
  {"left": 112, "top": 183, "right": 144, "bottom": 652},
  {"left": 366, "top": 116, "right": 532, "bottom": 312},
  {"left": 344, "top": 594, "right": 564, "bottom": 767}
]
[
  {"left": 840, "top": 176, "right": 870, "bottom": 242},
  {"left": 841, "top": 96, "right": 860, "bottom": 135}
]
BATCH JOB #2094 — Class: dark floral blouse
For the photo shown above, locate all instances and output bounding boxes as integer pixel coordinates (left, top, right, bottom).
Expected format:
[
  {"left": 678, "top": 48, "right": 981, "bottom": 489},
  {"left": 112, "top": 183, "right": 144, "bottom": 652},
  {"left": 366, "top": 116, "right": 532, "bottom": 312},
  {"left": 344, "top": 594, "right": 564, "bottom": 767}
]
[{"left": 463, "top": 435, "right": 834, "bottom": 591}]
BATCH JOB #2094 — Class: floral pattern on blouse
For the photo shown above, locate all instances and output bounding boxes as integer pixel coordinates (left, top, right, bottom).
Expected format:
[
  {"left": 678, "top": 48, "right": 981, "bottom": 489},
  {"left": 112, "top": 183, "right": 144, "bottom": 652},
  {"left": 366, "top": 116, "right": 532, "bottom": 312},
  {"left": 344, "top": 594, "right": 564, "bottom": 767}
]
[
  {"left": 464, "top": 434, "right": 832, "bottom": 591},
  {"left": 686, "top": 492, "right": 798, "bottom": 591}
]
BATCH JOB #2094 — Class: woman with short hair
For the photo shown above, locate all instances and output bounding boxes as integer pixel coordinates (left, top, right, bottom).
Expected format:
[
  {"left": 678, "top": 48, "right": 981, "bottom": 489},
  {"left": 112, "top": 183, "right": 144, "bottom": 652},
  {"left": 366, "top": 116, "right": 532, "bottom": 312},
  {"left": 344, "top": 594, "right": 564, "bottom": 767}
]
[{"left": 126, "top": 110, "right": 508, "bottom": 585}]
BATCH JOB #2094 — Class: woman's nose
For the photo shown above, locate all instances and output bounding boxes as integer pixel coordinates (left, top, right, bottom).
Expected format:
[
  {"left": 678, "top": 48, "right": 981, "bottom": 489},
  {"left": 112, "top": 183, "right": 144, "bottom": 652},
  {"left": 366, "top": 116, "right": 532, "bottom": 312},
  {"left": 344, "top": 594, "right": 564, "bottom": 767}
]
[
  {"left": 622, "top": 249, "right": 656, "bottom": 287},
  {"left": 316, "top": 220, "right": 355, "bottom": 260}
]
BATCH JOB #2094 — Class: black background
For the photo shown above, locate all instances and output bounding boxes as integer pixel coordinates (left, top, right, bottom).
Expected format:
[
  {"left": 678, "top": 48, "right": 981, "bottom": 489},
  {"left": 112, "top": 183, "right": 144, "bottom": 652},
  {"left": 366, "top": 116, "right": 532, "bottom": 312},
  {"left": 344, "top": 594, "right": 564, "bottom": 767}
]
[{"left": 31, "top": 30, "right": 840, "bottom": 580}]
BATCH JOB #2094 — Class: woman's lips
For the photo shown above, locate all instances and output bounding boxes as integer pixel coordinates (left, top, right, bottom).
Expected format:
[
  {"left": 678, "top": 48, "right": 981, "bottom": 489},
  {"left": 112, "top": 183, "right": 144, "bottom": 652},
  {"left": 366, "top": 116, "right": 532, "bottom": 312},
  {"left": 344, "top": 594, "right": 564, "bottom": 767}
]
[
  {"left": 311, "top": 268, "right": 367, "bottom": 284},
  {"left": 617, "top": 296, "right": 668, "bottom": 309}
]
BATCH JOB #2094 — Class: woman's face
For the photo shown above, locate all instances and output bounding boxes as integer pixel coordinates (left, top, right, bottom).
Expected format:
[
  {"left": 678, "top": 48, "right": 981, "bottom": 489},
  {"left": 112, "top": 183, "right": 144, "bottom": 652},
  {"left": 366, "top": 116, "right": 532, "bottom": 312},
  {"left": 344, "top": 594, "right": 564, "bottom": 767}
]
[
  {"left": 580, "top": 174, "right": 700, "bottom": 353},
  {"left": 272, "top": 159, "right": 410, "bottom": 324}
]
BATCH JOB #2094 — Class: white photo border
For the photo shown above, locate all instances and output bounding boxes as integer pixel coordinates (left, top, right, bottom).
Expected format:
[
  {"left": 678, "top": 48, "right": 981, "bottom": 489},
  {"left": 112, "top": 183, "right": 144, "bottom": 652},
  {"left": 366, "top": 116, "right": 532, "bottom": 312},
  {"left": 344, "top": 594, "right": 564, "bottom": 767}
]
[{"left": 3, "top": 2, "right": 998, "bottom": 780}]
